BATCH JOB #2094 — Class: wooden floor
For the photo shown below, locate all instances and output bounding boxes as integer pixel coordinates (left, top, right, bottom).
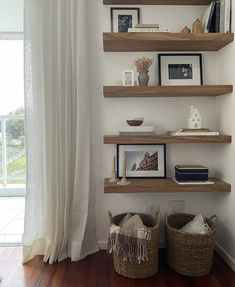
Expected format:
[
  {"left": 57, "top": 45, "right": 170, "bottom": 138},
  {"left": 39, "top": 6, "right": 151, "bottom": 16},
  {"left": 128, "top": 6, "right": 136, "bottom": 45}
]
[{"left": 0, "top": 247, "right": 235, "bottom": 287}]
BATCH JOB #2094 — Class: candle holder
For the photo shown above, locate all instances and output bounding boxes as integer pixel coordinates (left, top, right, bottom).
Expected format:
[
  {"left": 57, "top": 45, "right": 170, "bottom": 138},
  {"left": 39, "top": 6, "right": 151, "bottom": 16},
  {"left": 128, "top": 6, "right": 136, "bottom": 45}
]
[
  {"left": 117, "top": 176, "right": 131, "bottom": 185},
  {"left": 109, "top": 171, "right": 117, "bottom": 183}
]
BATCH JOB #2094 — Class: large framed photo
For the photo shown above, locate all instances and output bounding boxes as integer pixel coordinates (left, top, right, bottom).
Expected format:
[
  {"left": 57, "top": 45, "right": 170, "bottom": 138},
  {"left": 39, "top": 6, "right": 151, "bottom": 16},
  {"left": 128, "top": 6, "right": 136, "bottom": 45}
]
[
  {"left": 158, "top": 53, "right": 203, "bottom": 86},
  {"left": 111, "top": 8, "right": 140, "bottom": 32},
  {"left": 117, "top": 144, "right": 166, "bottom": 179}
]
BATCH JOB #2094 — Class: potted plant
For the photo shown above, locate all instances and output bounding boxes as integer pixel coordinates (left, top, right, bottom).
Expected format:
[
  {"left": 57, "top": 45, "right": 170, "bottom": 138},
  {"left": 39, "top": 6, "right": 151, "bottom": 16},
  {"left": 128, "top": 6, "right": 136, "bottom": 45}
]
[{"left": 134, "top": 57, "right": 153, "bottom": 86}]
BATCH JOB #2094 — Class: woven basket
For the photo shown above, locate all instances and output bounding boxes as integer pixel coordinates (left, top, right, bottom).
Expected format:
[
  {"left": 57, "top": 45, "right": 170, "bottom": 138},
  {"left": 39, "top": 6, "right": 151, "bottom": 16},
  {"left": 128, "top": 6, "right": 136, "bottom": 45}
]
[
  {"left": 165, "top": 213, "right": 216, "bottom": 277},
  {"left": 108, "top": 211, "right": 160, "bottom": 279}
]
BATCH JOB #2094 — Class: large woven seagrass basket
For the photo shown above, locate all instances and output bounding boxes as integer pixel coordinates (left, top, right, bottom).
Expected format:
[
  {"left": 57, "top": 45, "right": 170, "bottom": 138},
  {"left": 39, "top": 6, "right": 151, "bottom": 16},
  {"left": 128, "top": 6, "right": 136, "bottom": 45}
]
[
  {"left": 108, "top": 211, "right": 160, "bottom": 279},
  {"left": 165, "top": 213, "right": 216, "bottom": 277}
]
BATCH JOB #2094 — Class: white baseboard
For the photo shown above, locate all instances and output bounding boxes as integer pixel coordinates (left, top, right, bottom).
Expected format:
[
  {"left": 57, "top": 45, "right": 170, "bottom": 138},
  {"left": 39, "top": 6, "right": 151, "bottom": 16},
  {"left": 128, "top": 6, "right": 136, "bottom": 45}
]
[{"left": 216, "top": 242, "right": 235, "bottom": 272}]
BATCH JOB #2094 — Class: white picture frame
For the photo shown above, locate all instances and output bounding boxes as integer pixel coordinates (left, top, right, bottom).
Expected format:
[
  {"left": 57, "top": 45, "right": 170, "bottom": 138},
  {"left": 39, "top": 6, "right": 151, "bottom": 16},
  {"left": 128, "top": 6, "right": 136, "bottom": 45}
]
[
  {"left": 117, "top": 144, "right": 166, "bottom": 178},
  {"left": 158, "top": 54, "right": 203, "bottom": 86},
  {"left": 122, "top": 70, "right": 134, "bottom": 86}
]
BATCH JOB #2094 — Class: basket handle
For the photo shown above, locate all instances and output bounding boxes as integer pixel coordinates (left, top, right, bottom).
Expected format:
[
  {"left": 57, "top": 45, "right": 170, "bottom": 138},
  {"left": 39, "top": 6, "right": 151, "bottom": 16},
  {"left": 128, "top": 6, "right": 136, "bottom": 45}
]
[{"left": 108, "top": 210, "right": 113, "bottom": 225}]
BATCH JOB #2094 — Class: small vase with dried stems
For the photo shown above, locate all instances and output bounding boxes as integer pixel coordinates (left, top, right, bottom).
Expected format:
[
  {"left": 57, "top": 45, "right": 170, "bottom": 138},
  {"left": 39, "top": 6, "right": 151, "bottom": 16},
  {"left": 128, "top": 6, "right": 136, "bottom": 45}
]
[{"left": 134, "top": 57, "right": 153, "bottom": 86}]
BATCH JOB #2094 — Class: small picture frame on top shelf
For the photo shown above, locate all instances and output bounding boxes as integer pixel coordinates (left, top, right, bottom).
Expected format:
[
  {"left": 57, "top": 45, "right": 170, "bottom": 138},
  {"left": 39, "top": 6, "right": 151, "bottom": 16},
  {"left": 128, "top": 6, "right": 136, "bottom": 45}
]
[
  {"left": 117, "top": 144, "right": 166, "bottom": 179},
  {"left": 158, "top": 53, "right": 203, "bottom": 86},
  {"left": 110, "top": 7, "right": 140, "bottom": 32}
]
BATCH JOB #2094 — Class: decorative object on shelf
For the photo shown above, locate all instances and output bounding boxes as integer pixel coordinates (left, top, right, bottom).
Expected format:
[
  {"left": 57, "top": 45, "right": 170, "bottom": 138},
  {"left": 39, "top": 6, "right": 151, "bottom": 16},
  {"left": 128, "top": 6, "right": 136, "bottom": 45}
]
[
  {"left": 134, "top": 57, "right": 153, "bottom": 86},
  {"left": 192, "top": 18, "right": 203, "bottom": 33},
  {"left": 187, "top": 105, "right": 202, "bottom": 129},
  {"left": 117, "top": 144, "right": 166, "bottom": 178},
  {"left": 158, "top": 53, "right": 203, "bottom": 86},
  {"left": 181, "top": 26, "right": 191, "bottom": 33},
  {"left": 109, "top": 156, "right": 117, "bottom": 183},
  {"left": 117, "top": 151, "right": 131, "bottom": 185},
  {"left": 126, "top": 117, "right": 144, "bottom": 126},
  {"left": 110, "top": 7, "right": 140, "bottom": 32},
  {"left": 122, "top": 70, "right": 134, "bottom": 86}
]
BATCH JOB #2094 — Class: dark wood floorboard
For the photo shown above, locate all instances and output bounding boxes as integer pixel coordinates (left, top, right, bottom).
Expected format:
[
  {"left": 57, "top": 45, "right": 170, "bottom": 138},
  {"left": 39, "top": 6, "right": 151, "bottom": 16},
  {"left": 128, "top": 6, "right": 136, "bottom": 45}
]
[{"left": 0, "top": 247, "right": 235, "bottom": 287}]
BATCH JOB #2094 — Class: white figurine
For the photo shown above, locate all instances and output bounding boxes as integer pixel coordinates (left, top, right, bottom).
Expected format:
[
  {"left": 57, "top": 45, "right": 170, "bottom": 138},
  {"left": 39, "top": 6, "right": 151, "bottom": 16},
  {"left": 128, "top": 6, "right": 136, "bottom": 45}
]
[{"left": 187, "top": 105, "right": 202, "bottom": 129}]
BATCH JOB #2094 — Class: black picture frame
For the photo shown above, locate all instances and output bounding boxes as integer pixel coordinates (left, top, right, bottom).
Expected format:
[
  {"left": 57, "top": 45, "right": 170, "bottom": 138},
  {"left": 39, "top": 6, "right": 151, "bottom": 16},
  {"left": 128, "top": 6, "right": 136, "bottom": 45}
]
[
  {"left": 110, "top": 7, "right": 140, "bottom": 33},
  {"left": 116, "top": 144, "right": 166, "bottom": 179},
  {"left": 158, "top": 53, "right": 203, "bottom": 86}
]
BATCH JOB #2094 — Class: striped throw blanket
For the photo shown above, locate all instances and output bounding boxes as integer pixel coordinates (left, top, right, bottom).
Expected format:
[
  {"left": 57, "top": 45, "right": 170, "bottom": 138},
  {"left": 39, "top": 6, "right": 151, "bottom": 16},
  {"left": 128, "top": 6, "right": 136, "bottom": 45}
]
[{"left": 108, "top": 224, "right": 152, "bottom": 264}]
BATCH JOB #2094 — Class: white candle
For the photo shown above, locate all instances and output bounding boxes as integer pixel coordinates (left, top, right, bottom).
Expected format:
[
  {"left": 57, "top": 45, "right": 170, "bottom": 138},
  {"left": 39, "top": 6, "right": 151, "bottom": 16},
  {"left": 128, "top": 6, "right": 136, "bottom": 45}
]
[
  {"left": 123, "top": 152, "right": 126, "bottom": 178},
  {"left": 112, "top": 156, "right": 115, "bottom": 171}
]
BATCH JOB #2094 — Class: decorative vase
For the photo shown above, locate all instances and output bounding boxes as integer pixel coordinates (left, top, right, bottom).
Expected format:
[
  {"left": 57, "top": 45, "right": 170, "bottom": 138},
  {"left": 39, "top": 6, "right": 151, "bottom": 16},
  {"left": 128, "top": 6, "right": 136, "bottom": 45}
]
[
  {"left": 181, "top": 26, "right": 191, "bottom": 33},
  {"left": 138, "top": 70, "right": 149, "bottom": 86},
  {"left": 192, "top": 18, "right": 203, "bottom": 33}
]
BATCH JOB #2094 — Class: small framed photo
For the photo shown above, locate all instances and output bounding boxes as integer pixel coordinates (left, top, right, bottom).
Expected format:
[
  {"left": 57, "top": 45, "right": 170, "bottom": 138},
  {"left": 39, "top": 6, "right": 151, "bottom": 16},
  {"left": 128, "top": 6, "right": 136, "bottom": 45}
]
[
  {"left": 158, "top": 53, "right": 203, "bottom": 86},
  {"left": 111, "top": 8, "right": 140, "bottom": 32},
  {"left": 122, "top": 70, "right": 134, "bottom": 86},
  {"left": 117, "top": 144, "right": 166, "bottom": 179}
]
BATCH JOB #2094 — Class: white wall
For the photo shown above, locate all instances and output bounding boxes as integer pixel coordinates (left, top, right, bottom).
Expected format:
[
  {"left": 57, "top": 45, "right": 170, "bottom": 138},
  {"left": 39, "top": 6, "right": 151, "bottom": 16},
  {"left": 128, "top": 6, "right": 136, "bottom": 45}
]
[
  {"left": 0, "top": 0, "right": 23, "bottom": 32},
  {"left": 214, "top": 1, "right": 235, "bottom": 270},
  {"left": 89, "top": 1, "right": 234, "bottom": 263}
]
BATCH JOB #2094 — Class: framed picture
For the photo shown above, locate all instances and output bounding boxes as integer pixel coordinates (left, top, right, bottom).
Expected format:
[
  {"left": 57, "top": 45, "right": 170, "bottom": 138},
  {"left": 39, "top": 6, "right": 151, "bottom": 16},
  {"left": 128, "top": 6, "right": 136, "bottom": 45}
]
[
  {"left": 117, "top": 144, "right": 166, "bottom": 179},
  {"left": 158, "top": 53, "right": 203, "bottom": 86},
  {"left": 122, "top": 70, "right": 134, "bottom": 86},
  {"left": 110, "top": 8, "right": 140, "bottom": 32}
]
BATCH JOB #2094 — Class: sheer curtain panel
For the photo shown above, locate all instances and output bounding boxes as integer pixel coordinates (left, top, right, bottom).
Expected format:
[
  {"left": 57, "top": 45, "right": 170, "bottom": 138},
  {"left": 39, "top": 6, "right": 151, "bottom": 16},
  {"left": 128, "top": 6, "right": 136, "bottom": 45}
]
[{"left": 23, "top": 0, "right": 98, "bottom": 263}]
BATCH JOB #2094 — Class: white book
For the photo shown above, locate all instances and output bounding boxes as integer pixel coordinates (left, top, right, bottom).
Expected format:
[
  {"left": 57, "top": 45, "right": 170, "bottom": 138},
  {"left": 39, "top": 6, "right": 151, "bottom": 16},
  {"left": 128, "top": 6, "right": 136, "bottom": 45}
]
[
  {"left": 128, "top": 28, "right": 161, "bottom": 32},
  {"left": 168, "top": 131, "right": 219, "bottom": 136},
  {"left": 220, "top": 0, "right": 231, "bottom": 33},
  {"left": 172, "top": 177, "right": 214, "bottom": 185},
  {"left": 120, "top": 126, "right": 154, "bottom": 132}
]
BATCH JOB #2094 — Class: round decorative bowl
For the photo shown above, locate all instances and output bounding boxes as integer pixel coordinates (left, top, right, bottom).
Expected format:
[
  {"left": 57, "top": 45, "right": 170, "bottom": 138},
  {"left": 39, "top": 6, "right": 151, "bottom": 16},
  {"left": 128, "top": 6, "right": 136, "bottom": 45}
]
[{"left": 126, "top": 118, "right": 144, "bottom": 126}]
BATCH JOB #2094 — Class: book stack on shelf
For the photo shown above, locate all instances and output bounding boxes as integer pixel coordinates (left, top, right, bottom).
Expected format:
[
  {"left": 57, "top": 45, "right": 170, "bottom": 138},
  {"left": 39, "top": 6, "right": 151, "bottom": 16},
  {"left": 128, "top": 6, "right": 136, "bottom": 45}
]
[
  {"left": 119, "top": 126, "right": 155, "bottom": 136},
  {"left": 168, "top": 128, "right": 219, "bottom": 136},
  {"left": 173, "top": 165, "right": 214, "bottom": 185},
  {"left": 128, "top": 24, "right": 170, "bottom": 33},
  {"left": 203, "top": 0, "right": 231, "bottom": 33}
]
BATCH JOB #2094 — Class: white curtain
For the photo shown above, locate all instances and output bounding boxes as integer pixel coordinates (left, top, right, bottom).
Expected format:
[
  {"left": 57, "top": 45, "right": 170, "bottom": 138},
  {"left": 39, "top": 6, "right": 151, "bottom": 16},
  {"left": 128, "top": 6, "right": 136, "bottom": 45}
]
[{"left": 23, "top": 0, "right": 98, "bottom": 263}]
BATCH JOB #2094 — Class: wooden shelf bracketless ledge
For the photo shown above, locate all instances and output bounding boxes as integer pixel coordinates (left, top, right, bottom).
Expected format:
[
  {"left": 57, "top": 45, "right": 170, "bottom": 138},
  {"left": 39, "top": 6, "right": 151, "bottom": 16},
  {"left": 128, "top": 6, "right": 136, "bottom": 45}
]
[
  {"left": 104, "top": 135, "right": 232, "bottom": 144},
  {"left": 103, "top": 0, "right": 213, "bottom": 5},
  {"left": 103, "top": 85, "right": 233, "bottom": 98},
  {"left": 103, "top": 33, "right": 234, "bottom": 52},
  {"left": 104, "top": 178, "right": 231, "bottom": 193}
]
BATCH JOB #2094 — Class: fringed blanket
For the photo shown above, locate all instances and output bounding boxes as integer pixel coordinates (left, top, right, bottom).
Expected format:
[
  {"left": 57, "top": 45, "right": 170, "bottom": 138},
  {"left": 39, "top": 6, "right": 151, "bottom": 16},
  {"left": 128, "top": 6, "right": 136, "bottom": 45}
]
[{"left": 107, "top": 224, "right": 152, "bottom": 264}]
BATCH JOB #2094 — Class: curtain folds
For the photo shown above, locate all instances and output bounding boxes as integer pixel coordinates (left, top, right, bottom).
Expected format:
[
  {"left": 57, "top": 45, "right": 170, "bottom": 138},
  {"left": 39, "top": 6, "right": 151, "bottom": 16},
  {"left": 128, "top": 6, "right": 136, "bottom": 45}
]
[{"left": 23, "top": 0, "right": 98, "bottom": 264}]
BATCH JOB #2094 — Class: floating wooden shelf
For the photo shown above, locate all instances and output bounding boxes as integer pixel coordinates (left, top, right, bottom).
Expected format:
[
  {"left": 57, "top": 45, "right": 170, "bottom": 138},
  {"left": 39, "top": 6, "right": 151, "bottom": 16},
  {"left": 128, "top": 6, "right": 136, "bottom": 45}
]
[
  {"left": 104, "top": 135, "right": 232, "bottom": 144},
  {"left": 103, "top": 33, "right": 234, "bottom": 52},
  {"left": 103, "top": 85, "right": 233, "bottom": 98},
  {"left": 104, "top": 0, "right": 212, "bottom": 5},
  {"left": 104, "top": 178, "right": 231, "bottom": 193}
]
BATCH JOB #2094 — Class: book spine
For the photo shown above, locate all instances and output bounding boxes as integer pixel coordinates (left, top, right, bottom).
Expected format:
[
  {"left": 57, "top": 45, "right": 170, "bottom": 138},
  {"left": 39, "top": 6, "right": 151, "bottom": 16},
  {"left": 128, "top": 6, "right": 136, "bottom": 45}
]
[
  {"left": 120, "top": 126, "right": 154, "bottom": 132},
  {"left": 170, "top": 132, "right": 219, "bottom": 136},
  {"left": 128, "top": 28, "right": 161, "bottom": 32},
  {"left": 215, "top": 0, "right": 221, "bottom": 32}
]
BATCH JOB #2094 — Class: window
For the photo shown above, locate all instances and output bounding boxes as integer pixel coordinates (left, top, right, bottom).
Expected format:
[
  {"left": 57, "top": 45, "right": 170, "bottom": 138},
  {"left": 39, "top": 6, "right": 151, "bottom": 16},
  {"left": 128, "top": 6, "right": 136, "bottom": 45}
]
[{"left": 0, "top": 36, "right": 25, "bottom": 196}]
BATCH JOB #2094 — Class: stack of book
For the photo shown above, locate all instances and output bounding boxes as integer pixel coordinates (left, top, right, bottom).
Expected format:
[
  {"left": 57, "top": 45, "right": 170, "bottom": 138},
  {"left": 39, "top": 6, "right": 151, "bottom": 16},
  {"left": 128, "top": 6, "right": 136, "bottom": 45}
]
[
  {"left": 168, "top": 128, "right": 219, "bottom": 136},
  {"left": 128, "top": 24, "right": 170, "bottom": 33},
  {"left": 119, "top": 126, "right": 155, "bottom": 136},
  {"left": 202, "top": 0, "right": 231, "bottom": 33},
  {"left": 173, "top": 165, "right": 213, "bottom": 184}
]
